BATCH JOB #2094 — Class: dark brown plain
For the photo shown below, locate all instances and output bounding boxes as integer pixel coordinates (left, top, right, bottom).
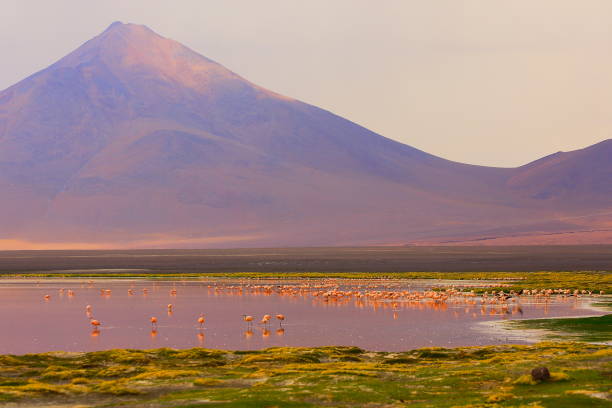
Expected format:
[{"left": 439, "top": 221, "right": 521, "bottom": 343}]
[{"left": 0, "top": 245, "right": 611, "bottom": 274}]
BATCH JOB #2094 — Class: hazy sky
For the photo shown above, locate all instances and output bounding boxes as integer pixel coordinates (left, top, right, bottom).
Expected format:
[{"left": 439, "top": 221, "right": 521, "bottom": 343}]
[{"left": 2, "top": 1, "right": 611, "bottom": 166}]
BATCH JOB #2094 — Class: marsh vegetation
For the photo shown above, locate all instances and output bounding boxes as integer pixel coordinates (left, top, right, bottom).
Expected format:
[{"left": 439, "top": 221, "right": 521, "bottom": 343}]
[
  {"left": 0, "top": 342, "right": 609, "bottom": 407},
  {"left": 0, "top": 258, "right": 609, "bottom": 406}
]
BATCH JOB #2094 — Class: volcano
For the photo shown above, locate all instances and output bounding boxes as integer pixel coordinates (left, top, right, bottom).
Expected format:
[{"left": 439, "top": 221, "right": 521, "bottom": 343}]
[{"left": 0, "top": 22, "right": 610, "bottom": 249}]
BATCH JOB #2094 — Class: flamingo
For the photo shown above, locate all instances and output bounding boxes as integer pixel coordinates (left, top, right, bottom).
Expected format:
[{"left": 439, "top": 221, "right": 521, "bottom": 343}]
[
  {"left": 275, "top": 314, "right": 285, "bottom": 327},
  {"left": 197, "top": 314, "right": 205, "bottom": 328},
  {"left": 150, "top": 316, "right": 158, "bottom": 328},
  {"left": 242, "top": 315, "right": 254, "bottom": 327},
  {"left": 90, "top": 319, "right": 101, "bottom": 329}
]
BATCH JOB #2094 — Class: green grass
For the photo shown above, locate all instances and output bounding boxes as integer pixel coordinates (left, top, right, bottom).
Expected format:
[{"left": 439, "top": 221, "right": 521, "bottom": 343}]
[
  {"left": 0, "top": 343, "right": 609, "bottom": 407},
  {"left": 6, "top": 271, "right": 612, "bottom": 293},
  {"left": 511, "top": 314, "right": 612, "bottom": 343}
]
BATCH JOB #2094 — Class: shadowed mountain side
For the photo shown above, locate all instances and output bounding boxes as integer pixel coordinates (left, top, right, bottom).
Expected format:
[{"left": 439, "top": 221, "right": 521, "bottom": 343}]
[
  {"left": 508, "top": 139, "right": 612, "bottom": 207},
  {"left": 0, "top": 22, "right": 610, "bottom": 248}
]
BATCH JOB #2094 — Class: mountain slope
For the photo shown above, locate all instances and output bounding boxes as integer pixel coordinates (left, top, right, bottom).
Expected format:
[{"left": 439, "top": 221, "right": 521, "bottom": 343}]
[
  {"left": 508, "top": 139, "right": 612, "bottom": 206},
  {"left": 0, "top": 22, "right": 610, "bottom": 248}
]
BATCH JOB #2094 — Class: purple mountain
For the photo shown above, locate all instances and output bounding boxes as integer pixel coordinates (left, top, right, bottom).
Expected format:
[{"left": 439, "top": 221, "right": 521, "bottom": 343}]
[{"left": 0, "top": 22, "right": 610, "bottom": 248}]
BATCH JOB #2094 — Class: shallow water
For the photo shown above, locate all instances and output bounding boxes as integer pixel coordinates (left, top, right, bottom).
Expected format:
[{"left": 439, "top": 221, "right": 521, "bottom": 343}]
[{"left": 0, "top": 278, "right": 600, "bottom": 354}]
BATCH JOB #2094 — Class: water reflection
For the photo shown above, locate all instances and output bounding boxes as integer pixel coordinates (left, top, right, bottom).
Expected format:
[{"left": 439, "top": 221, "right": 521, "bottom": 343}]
[{"left": 0, "top": 278, "right": 603, "bottom": 354}]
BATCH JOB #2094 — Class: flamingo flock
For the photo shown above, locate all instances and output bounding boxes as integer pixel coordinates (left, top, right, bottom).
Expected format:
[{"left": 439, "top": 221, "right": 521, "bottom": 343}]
[{"left": 36, "top": 278, "right": 606, "bottom": 343}]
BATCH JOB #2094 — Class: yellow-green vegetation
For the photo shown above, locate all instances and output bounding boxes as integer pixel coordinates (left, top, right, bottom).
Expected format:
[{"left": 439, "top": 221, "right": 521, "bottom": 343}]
[
  {"left": 510, "top": 314, "right": 612, "bottom": 343},
  {"left": 8, "top": 271, "right": 612, "bottom": 293},
  {"left": 0, "top": 343, "right": 609, "bottom": 407}
]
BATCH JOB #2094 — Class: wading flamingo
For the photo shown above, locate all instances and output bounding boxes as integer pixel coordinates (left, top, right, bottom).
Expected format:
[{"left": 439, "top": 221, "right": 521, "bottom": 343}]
[
  {"left": 242, "top": 315, "right": 253, "bottom": 327},
  {"left": 198, "top": 314, "right": 205, "bottom": 328}
]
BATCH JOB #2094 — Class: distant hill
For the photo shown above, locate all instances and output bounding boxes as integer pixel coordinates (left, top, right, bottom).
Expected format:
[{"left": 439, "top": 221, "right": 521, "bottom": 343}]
[{"left": 0, "top": 22, "right": 610, "bottom": 249}]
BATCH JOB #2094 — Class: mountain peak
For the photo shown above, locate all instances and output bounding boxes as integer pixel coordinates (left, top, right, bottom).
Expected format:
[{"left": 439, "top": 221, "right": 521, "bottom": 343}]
[
  {"left": 50, "top": 21, "right": 247, "bottom": 95},
  {"left": 104, "top": 20, "right": 126, "bottom": 31},
  {"left": 99, "top": 21, "right": 159, "bottom": 41}
]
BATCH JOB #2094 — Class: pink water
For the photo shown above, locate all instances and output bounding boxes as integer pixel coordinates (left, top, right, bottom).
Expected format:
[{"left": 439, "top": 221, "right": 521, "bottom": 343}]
[{"left": 0, "top": 278, "right": 599, "bottom": 354}]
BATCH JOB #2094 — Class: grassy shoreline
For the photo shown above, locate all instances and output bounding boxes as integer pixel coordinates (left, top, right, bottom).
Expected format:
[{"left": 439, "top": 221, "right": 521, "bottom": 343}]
[
  {"left": 3, "top": 271, "right": 611, "bottom": 294},
  {"left": 0, "top": 342, "right": 610, "bottom": 407},
  {"left": 0, "top": 273, "right": 610, "bottom": 406},
  {"left": 505, "top": 299, "right": 612, "bottom": 344},
  {"left": 509, "top": 315, "right": 612, "bottom": 344}
]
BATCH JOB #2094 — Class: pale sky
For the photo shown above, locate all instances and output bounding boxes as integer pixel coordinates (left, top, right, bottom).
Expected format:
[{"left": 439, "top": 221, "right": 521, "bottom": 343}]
[{"left": 2, "top": 0, "right": 611, "bottom": 167}]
